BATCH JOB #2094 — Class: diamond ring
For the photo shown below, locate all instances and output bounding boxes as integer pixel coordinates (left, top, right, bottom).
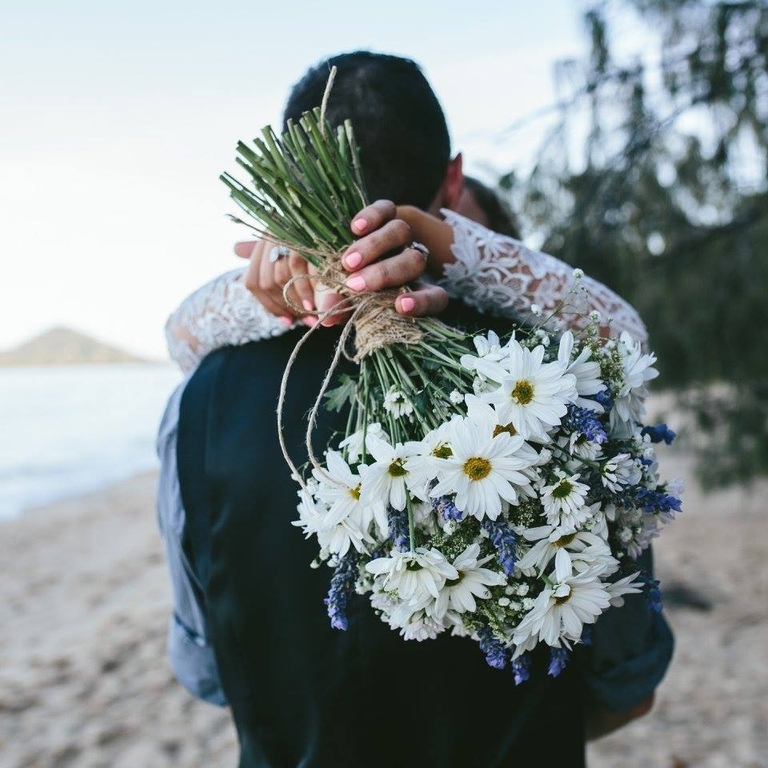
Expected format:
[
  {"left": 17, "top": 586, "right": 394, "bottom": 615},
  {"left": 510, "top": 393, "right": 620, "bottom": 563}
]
[
  {"left": 269, "top": 245, "right": 291, "bottom": 263},
  {"left": 411, "top": 241, "right": 429, "bottom": 261}
]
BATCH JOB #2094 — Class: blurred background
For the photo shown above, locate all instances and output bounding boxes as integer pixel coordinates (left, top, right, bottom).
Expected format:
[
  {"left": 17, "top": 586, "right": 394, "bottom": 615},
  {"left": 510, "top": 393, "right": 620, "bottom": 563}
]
[{"left": 0, "top": 1, "right": 766, "bottom": 766}]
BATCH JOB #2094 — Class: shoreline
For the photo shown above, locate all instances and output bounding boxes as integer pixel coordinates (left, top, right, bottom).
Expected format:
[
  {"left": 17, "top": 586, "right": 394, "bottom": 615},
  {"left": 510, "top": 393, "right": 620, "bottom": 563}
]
[{"left": 1, "top": 452, "right": 766, "bottom": 767}]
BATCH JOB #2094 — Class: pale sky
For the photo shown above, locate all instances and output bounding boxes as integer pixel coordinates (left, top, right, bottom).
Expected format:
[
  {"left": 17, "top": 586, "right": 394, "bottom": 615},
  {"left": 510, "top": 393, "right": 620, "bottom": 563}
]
[{"left": 1, "top": 0, "right": 591, "bottom": 359}]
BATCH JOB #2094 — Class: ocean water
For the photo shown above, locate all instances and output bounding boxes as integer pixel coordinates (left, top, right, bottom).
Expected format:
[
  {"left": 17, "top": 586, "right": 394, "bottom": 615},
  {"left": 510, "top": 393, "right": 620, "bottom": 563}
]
[{"left": 0, "top": 364, "right": 184, "bottom": 519}]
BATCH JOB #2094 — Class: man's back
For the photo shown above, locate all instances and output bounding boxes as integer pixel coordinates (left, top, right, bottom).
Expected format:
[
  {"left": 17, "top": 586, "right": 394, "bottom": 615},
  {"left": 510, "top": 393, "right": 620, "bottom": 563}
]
[{"left": 177, "top": 307, "right": 586, "bottom": 768}]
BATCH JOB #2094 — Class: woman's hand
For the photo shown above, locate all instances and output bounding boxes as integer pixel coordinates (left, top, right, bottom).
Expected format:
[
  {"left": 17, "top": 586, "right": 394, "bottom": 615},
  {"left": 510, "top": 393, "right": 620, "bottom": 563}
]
[
  {"left": 234, "top": 240, "right": 317, "bottom": 326},
  {"left": 234, "top": 200, "right": 449, "bottom": 327}
]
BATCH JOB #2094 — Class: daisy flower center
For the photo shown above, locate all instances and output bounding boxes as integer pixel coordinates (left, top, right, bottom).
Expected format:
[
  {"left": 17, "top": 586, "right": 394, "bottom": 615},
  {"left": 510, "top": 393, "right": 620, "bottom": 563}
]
[
  {"left": 493, "top": 422, "right": 518, "bottom": 437},
  {"left": 388, "top": 460, "right": 408, "bottom": 478},
  {"left": 463, "top": 457, "right": 492, "bottom": 481},
  {"left": 348, "top": 484, "right": 361, "bottom": 501},
  {"left": 511, "top": 380, "right": 534, "bottom": 405},
  {"left": 554, "top": 533, "right": 577, "bottom": 547},
  {"left": 552, "top": 480, "right": 574, "bottom": 499},
  {"left": 554, "top": 585, "right": 572, "bottom": 605},
  {"left": 432, "top": 443, "right": 453, "bottom": 459}
]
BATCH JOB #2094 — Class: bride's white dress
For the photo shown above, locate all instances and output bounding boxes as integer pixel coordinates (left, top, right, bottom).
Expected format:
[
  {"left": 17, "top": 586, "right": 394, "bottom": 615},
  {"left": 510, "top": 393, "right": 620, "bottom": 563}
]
[{"left": 165, "top": 211, "right": 648, "bottom": 372}]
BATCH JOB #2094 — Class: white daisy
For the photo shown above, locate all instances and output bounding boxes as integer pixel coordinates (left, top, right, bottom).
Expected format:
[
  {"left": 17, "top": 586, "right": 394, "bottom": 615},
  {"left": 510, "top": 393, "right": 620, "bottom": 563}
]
[
  {"left": 459, "top": 330, "right": 509, "bottom": 382},
  {"left": 313, "top": 451, "right": 387, "bottom": 538},
  {"left": 610, "top": 331, "right": 659, "bottom": 436},
  {"left": 484, "top": 338, "right": 577, "bottom": 441},
  {"left": 383, "top": 388, "right": 414, "bottom": 418},
  {"left": 557, "top": 331, "right": 606, "bottom": 411},
  {"left": 429, "top": 417, "right": 537, "bottom": 521},
  {"left": 601, "top": 453, "right": 642, "bottom": 493},
  {"left": 359, "top": 433, "right": 420, "bottom": 512},
  {"left": 338, "top": 422, "right": 385, "bottom": 463},
  {"left": 540, "top": 470, "right": 591, "bottom": 527},
  {"left": 292, "top": 488, "right": 371, "bottom": 557},
  {"left": 428, "top": 543, "right": 507, "bottom": 619},
  {"left": 405, "top": 418, "right": 462, "bottom": 501},
  {"left": 517, "top": 525, "right": 615, "bottom": 577},
  {"left": 605, "top": 572, "right": 644, "bottom": 607},
  {"left": 365, "top": 547, "right": 458, "bottom": 609},
  {"left": 389, "top": 604, "right": 446, "bottom": 641},
  {"left": 512, "top": 555, "right": 613, "bottom": 654}
]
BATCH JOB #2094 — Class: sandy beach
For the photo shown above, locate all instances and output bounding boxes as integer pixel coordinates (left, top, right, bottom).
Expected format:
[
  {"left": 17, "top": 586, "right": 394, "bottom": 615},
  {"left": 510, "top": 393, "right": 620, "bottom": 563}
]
[{"left": 1, "top": 441, "right": 767, "bottom": 767}]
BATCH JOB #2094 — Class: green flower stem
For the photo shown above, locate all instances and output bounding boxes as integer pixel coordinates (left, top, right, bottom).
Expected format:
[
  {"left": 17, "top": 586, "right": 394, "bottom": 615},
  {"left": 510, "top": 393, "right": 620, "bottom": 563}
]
[{"left": 406, "top": 495, "right": 417, "bottom": 552}]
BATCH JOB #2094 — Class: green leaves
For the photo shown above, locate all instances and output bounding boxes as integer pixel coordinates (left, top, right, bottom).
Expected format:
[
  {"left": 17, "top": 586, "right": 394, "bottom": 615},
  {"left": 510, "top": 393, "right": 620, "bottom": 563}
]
[{"left": 324, "top": 375, "right": 358, "bottom": 413}]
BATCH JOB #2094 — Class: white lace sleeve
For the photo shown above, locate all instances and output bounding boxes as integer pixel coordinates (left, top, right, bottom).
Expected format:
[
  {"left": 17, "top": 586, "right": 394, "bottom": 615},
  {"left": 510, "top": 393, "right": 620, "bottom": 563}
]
[
  {"left": 165, "top": 268, "right": 297, "bottom": 373},
  {"left": 439, "top": 210, "right": 648, "bottom": 345}
]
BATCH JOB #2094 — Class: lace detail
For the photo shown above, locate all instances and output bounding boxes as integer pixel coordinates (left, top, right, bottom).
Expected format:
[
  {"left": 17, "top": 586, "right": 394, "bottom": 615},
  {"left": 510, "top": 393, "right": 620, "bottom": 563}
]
[
  {"left": 165, "top": 268, "right": 297, "bottom": 373},
  {"left": 439, "top": 210, "right": 648, "bottom": 346},
  {"left": 166, "top": 216, "right": 648, "bottom": 373}
]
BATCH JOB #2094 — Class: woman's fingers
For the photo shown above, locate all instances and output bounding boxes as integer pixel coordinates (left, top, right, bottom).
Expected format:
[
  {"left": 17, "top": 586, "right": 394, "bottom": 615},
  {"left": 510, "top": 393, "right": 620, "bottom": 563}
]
[
  {"left": 348, "top": 200, "right": 397, "bottom": 237},
  {"left": 234, "top": 240, "right": 257, "bottom": 260},
  {"left": 341, "top": 218, "right": 413, "bottom": 272},
  {"left": 395, "top": 282, "right": 449, "bottom": 317},
  {"left": 233, "top": 200, "right": 439, "bottom": 326},
  {"left": 343, "top": 244, "right": 428, "bottom": 293},
  {"left": 289, "top": 253, "right": 316, "bottom": 317}
]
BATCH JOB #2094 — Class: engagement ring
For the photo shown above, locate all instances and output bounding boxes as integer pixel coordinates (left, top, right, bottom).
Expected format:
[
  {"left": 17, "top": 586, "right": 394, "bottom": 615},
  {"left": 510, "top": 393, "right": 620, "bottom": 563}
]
[
  {"left": 411, "top": 241, "right": 429, "bottom": 261},
  {"left": 269, "top": 245, "right": 291, "bottom": 263}
]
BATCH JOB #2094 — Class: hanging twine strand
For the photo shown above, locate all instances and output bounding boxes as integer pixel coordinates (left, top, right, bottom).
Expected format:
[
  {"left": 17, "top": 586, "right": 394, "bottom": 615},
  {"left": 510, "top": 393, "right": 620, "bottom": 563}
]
[{"left": 276, "top": 254, "right": 425, "bottom": 489}]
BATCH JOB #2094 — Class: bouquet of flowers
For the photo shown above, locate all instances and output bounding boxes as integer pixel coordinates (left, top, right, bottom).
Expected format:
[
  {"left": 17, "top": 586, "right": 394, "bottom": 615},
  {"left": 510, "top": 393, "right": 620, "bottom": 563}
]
[{"left": 221, "top": 91, "right": 682, "bottom": 681}]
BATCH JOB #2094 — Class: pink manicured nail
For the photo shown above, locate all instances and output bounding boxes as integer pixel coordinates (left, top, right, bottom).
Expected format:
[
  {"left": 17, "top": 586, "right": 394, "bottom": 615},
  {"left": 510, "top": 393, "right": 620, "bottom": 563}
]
[
  {"left": 344, "top": 251, "right": 363, "bottom": 269},
  {"left": 302, "top": 299, "right": 315, "bottom": 312},
  {"left": 346, "top": 275, "right": 366, "bottom": 291},
  {"left": 302, "top": 316, "right": 318, "bottom": 328},
  {"left": 399, "top": 297, "right": 415, "bottom": 313},
  {"left": 279, "top": 315, "right": 293, "bottom": 326},
  {"left": 351, "top": 218, "right": 368, "bottom": 234}
]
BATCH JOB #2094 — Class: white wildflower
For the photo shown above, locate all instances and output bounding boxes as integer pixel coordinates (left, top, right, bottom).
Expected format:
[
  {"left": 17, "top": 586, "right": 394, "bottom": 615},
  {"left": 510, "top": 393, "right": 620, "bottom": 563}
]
[
  {"left": 366, "top": 547, "right": 458, "bottom": 609},
  {"left": 610, "top": 331, "right": 659, "bottom": 436},
  {"left": 540, "top": 470, "right": 591, "bottom": 528},
  {"left": 483, "top": 338, "right": 577, "bottom": 442},
  {"left": 512, "top": 556, "right": 613, "bottom": 654},
  {"left": 429, "top": 416, "right": 537, "bottom": 521},
  {"left": 428, "top": 543, "right": 507, "bottom": 619},
  {"left": 383, "top": 388, "right": 414, "bottom": 418},
  {"left": 601, "top": 453, "right": 642, "bottom": 493}
]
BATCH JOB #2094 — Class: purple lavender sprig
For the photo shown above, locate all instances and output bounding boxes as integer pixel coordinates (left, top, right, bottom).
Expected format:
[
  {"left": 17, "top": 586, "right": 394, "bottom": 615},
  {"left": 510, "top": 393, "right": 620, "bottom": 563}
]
[
  {"left": 431, "top": 495, "right": 463, "bottom": 521},
  {"left": 387, "top": 505, "right": 410, "bottom": 551},
  {"left": 641, "top": 423, "right": 676, "bottom": 445},
  {"left": 547, "top": 647, "right": 570, "bottom": 677},
  {"left": 325, "top": 553, "right": 358, "bottom": 631},
  {"left": 564, "top": 405, "right": 608, "bottom": 444},
  {"left": 482, "top": 518, "right": 518, "bottom": 576},
  {"left": 511, "top": 653, "right": 531, "bottom": 685},
  {"left": 478, "top": 625, "right": 510, "bottom": 670}
]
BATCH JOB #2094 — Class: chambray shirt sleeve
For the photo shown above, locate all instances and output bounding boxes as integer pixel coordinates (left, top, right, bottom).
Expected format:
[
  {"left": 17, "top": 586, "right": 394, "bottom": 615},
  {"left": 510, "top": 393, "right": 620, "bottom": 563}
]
[
  {"left": 583, "top": 547, "right": 675, "bottom": 713},
  {"left": 156, "top": 379, "right": 228, "bottom": 707}
]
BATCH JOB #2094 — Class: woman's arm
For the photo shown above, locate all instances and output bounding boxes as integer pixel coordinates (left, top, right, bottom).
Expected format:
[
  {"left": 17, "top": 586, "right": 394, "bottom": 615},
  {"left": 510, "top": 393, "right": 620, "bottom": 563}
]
[
  {"left": 396, "top": 205, "right": 648, "bottom": 345},
  {"left": 165, "top": 268, "right": 298, "bottom": 373},
  {"left": 167, "top": 201, "right": 649, "bottom": 373}
]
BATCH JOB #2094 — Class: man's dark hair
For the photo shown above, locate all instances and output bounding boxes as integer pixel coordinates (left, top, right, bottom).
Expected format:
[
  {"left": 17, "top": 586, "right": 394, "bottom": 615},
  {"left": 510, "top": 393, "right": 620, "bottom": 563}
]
[{"left": 283, "top": 51, "right": 451, "bottom": 210}]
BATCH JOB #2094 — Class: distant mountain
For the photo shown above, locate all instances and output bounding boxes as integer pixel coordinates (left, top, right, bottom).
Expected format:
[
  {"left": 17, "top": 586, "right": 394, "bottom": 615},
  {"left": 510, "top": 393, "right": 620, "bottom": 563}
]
[{"left": 0, "top": 327, "right": 149, "bottom": 366}]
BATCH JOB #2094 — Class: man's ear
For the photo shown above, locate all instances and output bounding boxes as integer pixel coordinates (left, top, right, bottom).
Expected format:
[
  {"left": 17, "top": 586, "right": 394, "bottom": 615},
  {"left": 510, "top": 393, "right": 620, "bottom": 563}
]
[{"left": 442, "top": 153, "right": 464, "bottom": 211}]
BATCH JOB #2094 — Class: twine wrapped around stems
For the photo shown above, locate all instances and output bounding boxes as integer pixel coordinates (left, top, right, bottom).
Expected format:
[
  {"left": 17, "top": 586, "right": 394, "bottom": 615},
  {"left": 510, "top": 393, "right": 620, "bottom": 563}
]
[{"left": 276, "top": 255, "right": 425, "bottom": 490}]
